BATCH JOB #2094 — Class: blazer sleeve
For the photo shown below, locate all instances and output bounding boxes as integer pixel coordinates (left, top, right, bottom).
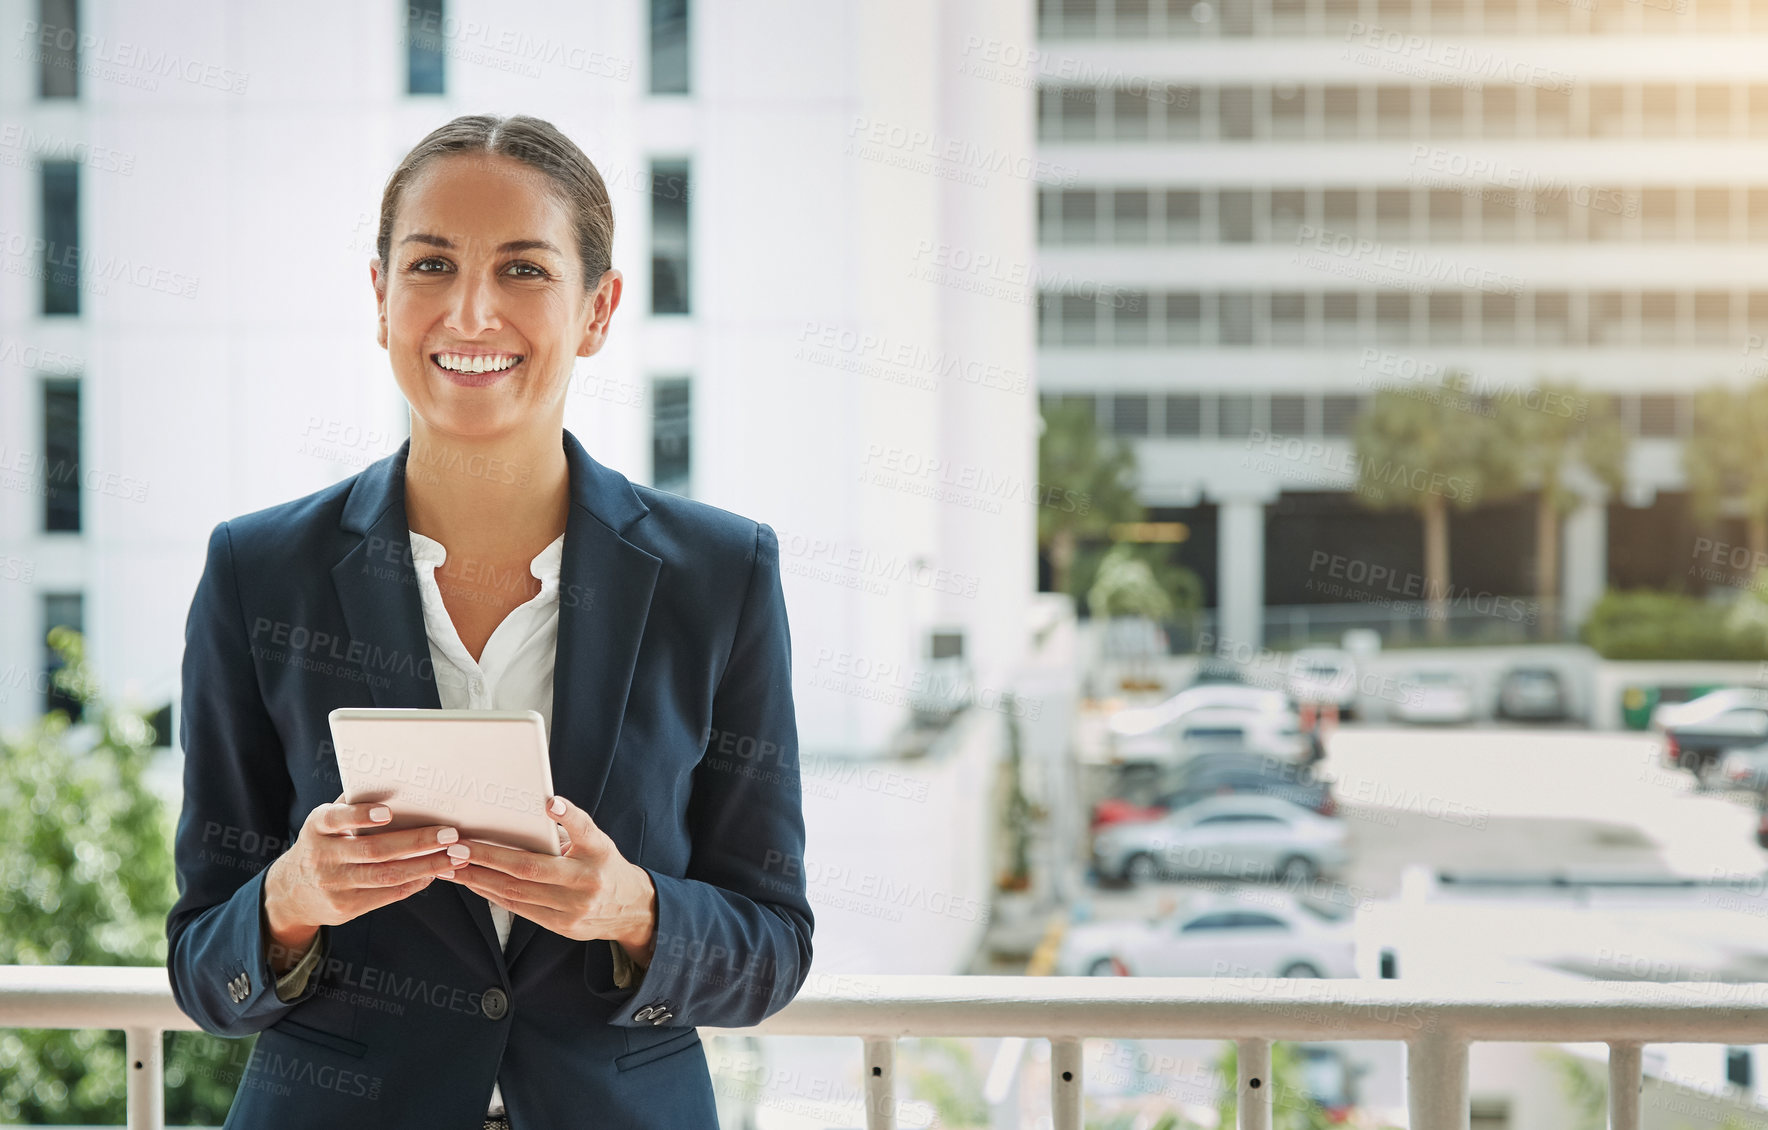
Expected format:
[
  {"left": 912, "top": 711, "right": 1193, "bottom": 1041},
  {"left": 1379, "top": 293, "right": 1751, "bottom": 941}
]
[
  {"left": 604, "top": 520, "right": 815, "bottom": 1028},
  {"left": 165, "top": 520, "right": 329, "bottom": 1036}
]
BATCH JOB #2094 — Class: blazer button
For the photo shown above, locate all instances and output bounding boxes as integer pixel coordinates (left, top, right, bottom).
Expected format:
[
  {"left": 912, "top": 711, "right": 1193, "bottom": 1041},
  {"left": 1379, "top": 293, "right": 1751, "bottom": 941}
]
[{"left": 481, "top": 987, "right": 509, "bottom": 1020}]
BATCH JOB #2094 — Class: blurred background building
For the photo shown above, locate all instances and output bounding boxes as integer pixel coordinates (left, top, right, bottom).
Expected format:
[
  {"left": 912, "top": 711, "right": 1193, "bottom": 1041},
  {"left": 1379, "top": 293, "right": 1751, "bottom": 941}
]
[{"left": 1032, "top": 0, "right": 1768, "bottom": 648}]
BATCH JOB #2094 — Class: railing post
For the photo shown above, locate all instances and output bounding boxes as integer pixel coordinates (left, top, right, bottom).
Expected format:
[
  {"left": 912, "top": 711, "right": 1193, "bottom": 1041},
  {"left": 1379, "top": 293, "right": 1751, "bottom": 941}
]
[
  {"left": 1050, "top": 1036, "right": 1082, "bottom": 1130},
  {"left": 1608, "top": 1042, "right": 1643, "bottom": 1130},
  {"left": 863, "top": 1036, "right": 896, "bottom": 1130},
  {"left": 125, "top": 1026, "right": 163, "bottom": 1130},
  {"left": 1237, "top": 1037, "right": 1272, "bottom": 1130},
  {"left": 1408, "top": 1033, "right": 1470, "bottom": 1130}
]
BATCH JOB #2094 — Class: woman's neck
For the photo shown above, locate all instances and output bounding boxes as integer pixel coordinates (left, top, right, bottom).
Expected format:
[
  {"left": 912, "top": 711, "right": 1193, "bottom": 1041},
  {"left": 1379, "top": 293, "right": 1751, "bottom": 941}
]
[{"left": 402, "top": 422, "right": 571, "bottom": 553}]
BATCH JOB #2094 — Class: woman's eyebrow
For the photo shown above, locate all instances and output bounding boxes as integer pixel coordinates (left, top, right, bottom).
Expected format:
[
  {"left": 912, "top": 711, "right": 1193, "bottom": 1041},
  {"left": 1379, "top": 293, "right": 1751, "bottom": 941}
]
[{"left": 399, "top": 233, "right": 562, "bottom": 254}]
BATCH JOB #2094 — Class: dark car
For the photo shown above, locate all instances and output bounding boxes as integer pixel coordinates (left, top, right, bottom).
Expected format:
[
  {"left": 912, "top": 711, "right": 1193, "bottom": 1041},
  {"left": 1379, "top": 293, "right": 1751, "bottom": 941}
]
[{"left": 1496, "top": 666, "right": 1568, "bottom": 721}]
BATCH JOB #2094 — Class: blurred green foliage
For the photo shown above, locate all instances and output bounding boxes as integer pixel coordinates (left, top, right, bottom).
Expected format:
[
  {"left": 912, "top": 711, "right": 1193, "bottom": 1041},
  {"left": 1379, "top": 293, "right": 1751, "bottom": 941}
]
[
  {"left": 0, "top": 626, "right": 243, "bottom": 1125},
  {"left": 1581, "top": 589, "right": 1768, "bottom": 660}
]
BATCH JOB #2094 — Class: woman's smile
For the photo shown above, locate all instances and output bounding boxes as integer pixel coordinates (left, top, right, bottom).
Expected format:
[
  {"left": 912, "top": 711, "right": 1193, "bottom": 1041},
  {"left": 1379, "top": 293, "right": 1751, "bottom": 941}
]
[{"left": 431, "top": 349, "right": 526, "bottom": 388}]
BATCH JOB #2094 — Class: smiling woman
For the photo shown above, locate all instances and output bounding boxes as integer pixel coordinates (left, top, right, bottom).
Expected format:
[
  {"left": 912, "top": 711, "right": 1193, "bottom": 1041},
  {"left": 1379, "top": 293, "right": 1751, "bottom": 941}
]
[{"left": 165, "top": 114, "right": 814, "bottom": 1130}]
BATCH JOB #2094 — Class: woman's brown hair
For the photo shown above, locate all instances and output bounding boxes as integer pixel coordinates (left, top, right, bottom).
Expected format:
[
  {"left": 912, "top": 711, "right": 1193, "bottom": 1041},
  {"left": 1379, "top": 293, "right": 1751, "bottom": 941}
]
[{"left": 376, "top": 114, "right": 614, "bottom": 291}]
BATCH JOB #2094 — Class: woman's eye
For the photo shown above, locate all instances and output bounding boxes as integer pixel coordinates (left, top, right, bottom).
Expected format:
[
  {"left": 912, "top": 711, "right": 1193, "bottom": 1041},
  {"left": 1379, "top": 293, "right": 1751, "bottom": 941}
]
[
  {"left": 410, "top": 257, "right": 449, "bottom": 273},
  {"left": 507, "top": 262, "right": 547, "bottom": 278}
]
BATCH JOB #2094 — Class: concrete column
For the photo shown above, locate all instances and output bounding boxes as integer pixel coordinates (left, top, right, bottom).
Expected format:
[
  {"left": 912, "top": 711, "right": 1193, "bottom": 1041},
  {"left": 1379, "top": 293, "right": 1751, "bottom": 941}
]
[
  {"left": 1217, "top": 495, "right": 1268, "bottom": 652},
  {"left": 1562, "top": 496, "right": 1609, "bottom": 634}
]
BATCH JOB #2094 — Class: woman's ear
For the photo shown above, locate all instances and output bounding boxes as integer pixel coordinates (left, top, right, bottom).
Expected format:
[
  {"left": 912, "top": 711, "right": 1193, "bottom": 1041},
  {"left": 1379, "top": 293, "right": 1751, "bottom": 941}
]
[
  {"left": 370, "top": 257, "right": 388, "bottom": 349},
  {"left": 577, "top": 269, "right": 624, "bottom": 358}
]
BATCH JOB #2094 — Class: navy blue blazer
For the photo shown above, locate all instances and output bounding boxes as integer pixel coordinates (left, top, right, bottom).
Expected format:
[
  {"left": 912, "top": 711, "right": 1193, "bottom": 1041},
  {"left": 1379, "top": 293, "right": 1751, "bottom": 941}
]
[{"left": 166, "top": 428, "right": 814, "bottom": 1128}]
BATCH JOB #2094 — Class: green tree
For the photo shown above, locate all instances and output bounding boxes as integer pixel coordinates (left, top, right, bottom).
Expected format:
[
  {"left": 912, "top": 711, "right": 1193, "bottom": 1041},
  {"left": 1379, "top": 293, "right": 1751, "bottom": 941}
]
[
  {"left": 1038, "top": 400, "right": 1144, "bottom": 600},
  {"left": 1686, "top": 382, "right": 1768, "bottom": 563},
  {"left": 1489, "top": 379, "right": 1628, "bottom": 636},
  {"left": 1351, "top": 376, "right": 1506, "bottom": 640},
  {"left": 0, "top": 627, "right": 241, "bottom": 1125}
]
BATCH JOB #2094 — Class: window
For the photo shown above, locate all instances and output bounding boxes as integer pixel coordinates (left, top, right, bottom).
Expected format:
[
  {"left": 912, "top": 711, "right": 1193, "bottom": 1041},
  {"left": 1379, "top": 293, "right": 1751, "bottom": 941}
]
[
  {"left": 1638, "top": 393, "right": 1681, "bottom": 437},
  {"left": 1165, "top": 190, "right": 1202, "bottom": 241},
  {"left": 407, "top": 0, "right": 446, "bottom": 96},
  {"left": 1218, "top": 293, "right": 1255, "bottom": 345},
  {"left": 1428, "top": 292, "right": 1465, "bottom": 344},
  {"left": 1059, "top": 88, "right": 1101, "bottom": 140},
  {"left": 1322, "top": 292, "right": 1360, "bottom": 345},
  {"left": 1112, "top": 395, "right": 1151, "bottom": 435},
  {"left": 1271, "top": 394, "right": 1307, "bottom": 434},
  {"left": 1166, "top": 393, "right": 1203, "bottom": 436},
  {"left": 1218, "top": 393, "right": 1256, "bottom": 436},
  {"left": 1375, "top": 292, "right": 1412, "bottom": 343},
  {"left": 1219, "top": 87, "right": 1256, "bottom": 139},
  {"left": 1113, "top": 190, "right": 1150, "bottom": 242},
  {"left": 38, "top": 0, "right": 78, "bottom": 98},
  {"left": 43, "top": 593, "right": 83, "bottom": 722},
  {"left": 1114, "top": 87, "right": 1154, "bottom": 140},
  {"left": 651, "top": 377, "right": 691, "bottom": 495},
  {"left": 1060, "top": 294, "right": 1099, "bottom": 344},
  {"left": 1534, "top": 292, "right": 1571, "bottom": 345},
  {"left": 1321, "top": 394, "right": 1362, "bottom": 436},
  {"left": 1219, "top": 190, "right": 1255, "bottom": 242},
  {"left": 650, "top": 159, "right": 691, "bottom": 314},
  {"left": 1269, "top": 189, "right": 1308, "bottom": 241},
  {"left": 1180, "top": 913, "right": 1238, "bottom": 932},
  {"left": 1164, "top": 292, "right": 1202, "bottom": 344},
  {"left": 1062, "top": 190, "right": 1099, "bottom": 242},
  {"left": 1114, "top": 292, "right": 1150, "bottom": 344},
  {"left": 1270, "top": 293, "right": 1308, "bottom": 344},
  {"left": 43, "top": 378, "right": 80, "bottom": 533},
  {"left": 649, "top": 0, "right": 690, "bottom": 94},
  {"left": 42, "top": 161, "right": 79, "bottom": 315},
  {"left": 1482, "top": 293, "right": 1518, "bottom": 345}
]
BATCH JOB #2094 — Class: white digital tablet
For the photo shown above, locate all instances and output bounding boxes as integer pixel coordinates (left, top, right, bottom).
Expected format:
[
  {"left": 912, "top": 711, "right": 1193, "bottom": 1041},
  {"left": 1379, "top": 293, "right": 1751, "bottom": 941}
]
[{"left": 327, "top": 707, "right": 562, "bottom": 856}]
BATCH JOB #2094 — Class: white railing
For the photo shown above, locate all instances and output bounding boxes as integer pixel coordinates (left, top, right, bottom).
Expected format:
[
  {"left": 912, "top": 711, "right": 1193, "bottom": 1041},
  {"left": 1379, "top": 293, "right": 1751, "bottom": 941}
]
[{"left": 3, "top": 965, "right": 1767, "bottom": 1130}]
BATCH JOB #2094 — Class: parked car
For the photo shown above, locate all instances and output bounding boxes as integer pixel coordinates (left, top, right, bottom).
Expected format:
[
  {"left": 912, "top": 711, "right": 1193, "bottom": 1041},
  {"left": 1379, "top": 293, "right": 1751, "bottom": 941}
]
[
  {"left": 1392, "top": 669, "right": 1476, "bottom": 725},
  {"left": 1286, "top": 647, "right": 1359, "bottom": 720},
  {"left": 1651, "top": 687, "right": 1768, "bottom": 732},
  {"left": 1055, "top": 888, "right": 1357, "bottom": 978},
  {"left": 1091, "top": 794, "right": 1349, "bottom": 885},
  {"left": 1091, "top": 751, "right": 1337, "bottom": 831},
  {"left": 1658, "top": 689, "right": 1768, "bottom": 777},
  {"left": 1496, "top": 665, "right": 1569, "bottom": 721},
  {"left": 1106, "top": 686, "right": 1310, "bottom": 764}
]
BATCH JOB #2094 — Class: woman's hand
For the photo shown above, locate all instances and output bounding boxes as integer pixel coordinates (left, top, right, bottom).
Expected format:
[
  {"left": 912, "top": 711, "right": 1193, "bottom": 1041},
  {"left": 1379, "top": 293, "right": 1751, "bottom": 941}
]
[
  {"left": 262, "top": 794, "right": 469, "bottom": 971},
  {"left": 439, "top": 794, "right": 658, "bottom": 964}
]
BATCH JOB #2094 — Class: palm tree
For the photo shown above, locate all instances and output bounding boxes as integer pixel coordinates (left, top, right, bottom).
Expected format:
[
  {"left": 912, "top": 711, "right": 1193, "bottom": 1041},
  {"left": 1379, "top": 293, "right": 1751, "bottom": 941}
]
[
  {"left": 1686, "top": 383, "right": 1768, "bottom": 562},
  {"left": 1490, "top": 379, "right": 1628, "bottom": 637},
  {"left": 1351, "top": 375, "right": 1506, "bottom": 640},
  {"left": 1036, "top": 399, "right": 1143, "bottom": 599}
]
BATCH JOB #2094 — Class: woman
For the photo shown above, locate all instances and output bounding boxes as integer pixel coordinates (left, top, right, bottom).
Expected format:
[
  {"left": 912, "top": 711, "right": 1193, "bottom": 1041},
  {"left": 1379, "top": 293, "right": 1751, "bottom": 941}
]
[{"left": 166, "top": 114, "right": 814, "bottom": 1129}]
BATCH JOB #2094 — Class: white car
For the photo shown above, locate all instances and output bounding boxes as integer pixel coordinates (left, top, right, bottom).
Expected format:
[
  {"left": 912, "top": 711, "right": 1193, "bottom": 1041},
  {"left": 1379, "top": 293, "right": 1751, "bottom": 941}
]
[
  {"left": 1055, "top": 889, "right": 1358, "bottom": 979},
  {"left": 1107, "top": 687, "right": 1310, "bottom": 764},
  {"left": 1393, "top": 669, "right": 1476, "bottom": 725},
  {"left": 1286, "top": 648, "right": 1359, "bottom": 719},
  {"left": 1650, "top": 688, "right": 1768, "bottom": 732},
  {"left": 1091, "top": 794, "right": 1349, "bottom": 884}
]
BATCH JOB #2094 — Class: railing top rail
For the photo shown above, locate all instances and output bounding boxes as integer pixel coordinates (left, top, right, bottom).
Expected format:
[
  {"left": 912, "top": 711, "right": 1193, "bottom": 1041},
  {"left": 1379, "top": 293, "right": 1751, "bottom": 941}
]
[{"left": 4, "top": 967, "right": 1768, "bottom": 1045}]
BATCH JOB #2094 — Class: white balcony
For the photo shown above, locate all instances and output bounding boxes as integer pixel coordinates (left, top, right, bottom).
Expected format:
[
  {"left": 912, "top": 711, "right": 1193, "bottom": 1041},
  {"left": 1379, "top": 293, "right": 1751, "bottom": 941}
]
[{"left": 3, "top": 965, "right": 1767, "bottom": 1129}]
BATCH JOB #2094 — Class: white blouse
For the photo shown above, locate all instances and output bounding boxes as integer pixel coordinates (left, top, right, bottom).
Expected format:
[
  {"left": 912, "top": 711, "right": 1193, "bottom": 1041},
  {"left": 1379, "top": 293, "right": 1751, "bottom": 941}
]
[{"left": 409, "top": 527, "right": 565, "bottom": 1118}]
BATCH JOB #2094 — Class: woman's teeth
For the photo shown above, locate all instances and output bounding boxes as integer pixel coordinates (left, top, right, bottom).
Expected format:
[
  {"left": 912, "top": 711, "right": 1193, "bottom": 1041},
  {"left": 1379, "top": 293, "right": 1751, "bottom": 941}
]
[{"left": 433, "top": 353, "right": 521, "bottom": 374}]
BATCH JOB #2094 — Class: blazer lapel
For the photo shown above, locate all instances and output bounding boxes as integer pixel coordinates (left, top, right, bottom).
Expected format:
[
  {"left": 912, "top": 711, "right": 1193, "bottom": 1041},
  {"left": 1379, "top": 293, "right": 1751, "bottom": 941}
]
[
  {"left": 503, "top": 431, "right": 660, "bottom": 967},
  {"left": 330, "top": 430, "right": 661, "bottom": 972}
]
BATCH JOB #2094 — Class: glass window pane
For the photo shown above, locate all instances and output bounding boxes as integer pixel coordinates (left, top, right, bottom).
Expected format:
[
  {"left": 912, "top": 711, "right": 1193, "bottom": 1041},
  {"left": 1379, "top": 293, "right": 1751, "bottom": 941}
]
[
  {"left": 407, "top": 0, "right": 446, "bottom": 95},
  {"left": 650, "top": 159, "right": 691, "bottom": 314},
  {"left": 649, "top": 0, "right": 690, "bottom": 94}
]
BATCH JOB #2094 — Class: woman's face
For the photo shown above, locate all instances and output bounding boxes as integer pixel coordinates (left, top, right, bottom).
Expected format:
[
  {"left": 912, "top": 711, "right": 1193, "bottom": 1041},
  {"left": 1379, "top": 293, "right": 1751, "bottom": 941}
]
[{"left": 372, "top": 151, "right": 620, "bottom": 441}]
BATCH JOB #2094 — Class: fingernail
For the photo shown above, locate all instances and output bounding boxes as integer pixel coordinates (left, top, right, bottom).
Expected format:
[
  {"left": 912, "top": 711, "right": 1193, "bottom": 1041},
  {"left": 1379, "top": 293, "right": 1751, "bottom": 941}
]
[
  {"left": 437, "top": 827, "right": 458, "bottom": 844},
  {"left": 447, "top": 843, "right": 471, "bottom": 859},
  {"left": 370, "top": 806, "right": 391, "bottom": 823},
  {"left": 550, "top": 796, "right": 566, "bottom": 815}
]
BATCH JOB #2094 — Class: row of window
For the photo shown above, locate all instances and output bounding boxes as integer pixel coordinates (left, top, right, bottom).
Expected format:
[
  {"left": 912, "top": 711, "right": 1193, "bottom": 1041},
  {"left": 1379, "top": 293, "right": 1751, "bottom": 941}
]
[
  {"left": 1038, "top": 83, "right": 1768, "bottom": 143},
  {"left": 1042, "top": 388, "right": 1692, "bottom": 439},
  {"left": 1037, "top": 289, "right": 1768, "bottom": 349},
  {"left": 1040, "top": 186, "right": 1768, "bottom": 244},
  {"left": 28, "top": 155, "right": 693, "bottom": 317},
  {"left": 30, "top": 0, "right": 691, "bottom": 98},
  {"left": 1038, "top": 0, "right": 1768, "bottom": 35}
]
